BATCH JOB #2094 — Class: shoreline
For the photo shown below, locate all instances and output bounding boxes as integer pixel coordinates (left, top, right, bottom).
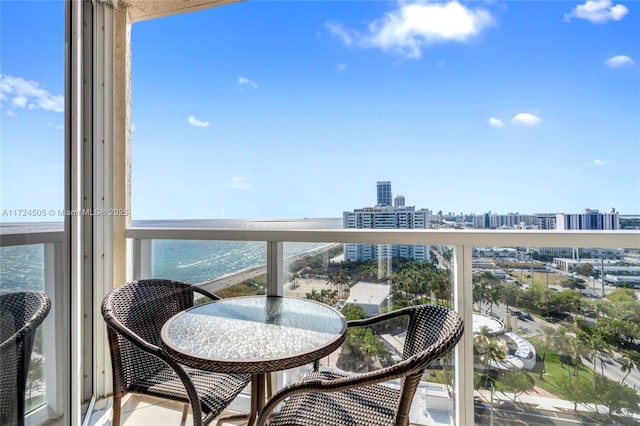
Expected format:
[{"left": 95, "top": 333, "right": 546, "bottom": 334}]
[{"left": 198, "top": 243, "right": 340, "bottom": 293}]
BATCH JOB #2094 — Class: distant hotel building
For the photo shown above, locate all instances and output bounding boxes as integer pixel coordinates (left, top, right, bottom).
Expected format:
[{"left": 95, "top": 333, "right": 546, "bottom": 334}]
[
  {"left": 343, "top": 181, "right": 431, "bottom": 262},
  {"left": 377, "top": 181, "right": 392, "bottom": 206},
  {"left": 556, "top": 209, "right": 620, "bottom": 230},
  {"left": 469, "top": 209, "right": 618, "bottom": 231}
]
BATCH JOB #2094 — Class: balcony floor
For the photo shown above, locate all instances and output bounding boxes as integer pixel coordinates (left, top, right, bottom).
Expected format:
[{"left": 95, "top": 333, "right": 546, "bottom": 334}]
[{"left": 86, "top": 395, "right": 242, "bottom": 426}]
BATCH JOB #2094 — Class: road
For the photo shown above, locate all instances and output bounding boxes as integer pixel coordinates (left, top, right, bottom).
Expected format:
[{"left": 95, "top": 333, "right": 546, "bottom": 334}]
[{"left": 474, "top": 400, "right": 636, "bottom": 426}]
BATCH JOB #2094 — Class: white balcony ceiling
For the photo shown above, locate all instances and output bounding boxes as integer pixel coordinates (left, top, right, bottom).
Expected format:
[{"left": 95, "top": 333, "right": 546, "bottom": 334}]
[{"left": 123, "top": 0, "right": 242, "bottom": 23}]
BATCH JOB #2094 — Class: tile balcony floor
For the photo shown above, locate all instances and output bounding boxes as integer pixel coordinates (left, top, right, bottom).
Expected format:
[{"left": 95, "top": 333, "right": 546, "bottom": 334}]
[{"left": 85, "top": 395, "right": 244, "bottom": 426}]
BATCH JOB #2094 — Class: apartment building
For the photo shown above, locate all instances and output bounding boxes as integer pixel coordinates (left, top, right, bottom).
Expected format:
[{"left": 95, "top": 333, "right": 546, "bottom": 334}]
[{"left": 344, "top": 182, "right": 430, "bottom": 262}]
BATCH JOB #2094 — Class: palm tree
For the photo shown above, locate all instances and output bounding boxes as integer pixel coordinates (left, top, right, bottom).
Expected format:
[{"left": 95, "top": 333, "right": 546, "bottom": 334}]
[
  {"left": 481, "top": 339, "right": 507, "bottom": 387},
  {"left": 585, "top": 333, "right": 613, "bottom": 376},
  {"left": 474, "top": 325, "right": 494, "bottom": 350},
  {"left": 327, "top": 270, "right": 352, "bottom": 298},
  {"left": 619, "top": 352, "right": 639, "bottom": 385},
  {"left": 538, "top": 326, "right": 559, "bottom": 379},
  {"left": 359, "top": 263, "right": 377, "bottom": 281},
  {"left": 559, "top": 334, "right": 589, "bottom": 379}
]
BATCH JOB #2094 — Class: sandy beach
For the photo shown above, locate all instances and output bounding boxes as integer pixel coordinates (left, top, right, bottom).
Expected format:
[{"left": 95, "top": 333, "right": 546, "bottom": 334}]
[{"left": 199, "top": 244, "right": 340, "bottom": 294}]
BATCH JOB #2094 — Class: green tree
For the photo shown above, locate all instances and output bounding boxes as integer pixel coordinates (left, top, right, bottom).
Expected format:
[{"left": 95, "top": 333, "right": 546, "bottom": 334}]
[
  {"left": 557, "top": 333, "right": 588, "bottom": 379},
  {"left": 501, "top": 371, "right": 534, "bottom": 403},
  {"left": 305, "top": 288, "right": 339, "bottom": 306},
  {"left": 359, "top": 328, "right": 388, "bottom": 372},
  {"left": 594, "top": 374, "right": 640, "bottom": 415},
  {"left": 499, "top": 282, "right": 520, "bottom": 314},
  {"left": 341, "top": 303, "right": 367, "bottom": 321},
  {"left": 327, "top": 270, "right": 352, "bottom": 298},
  {"left": 606, "top": 288, "right": 636, "bottom": 303},
  {"left": 478, "top": 338, "right": 506, "bottom": 386},
  {"left": 359, "top": 263, "right": 377, "bottom": 282},
  {"left": 579, "top": 331, "right": 613, "bottom": 376},
  {"left": 619, "top": 351, "right": 640, "bottom": 385},
  {"left": 26, "top": 354, "right": 44, "bottom": 403},
  {"left": 537, "top": 326, "right": 559, "bottom": 379},
  {"left": 575, "top": 263, "right": 595, "bottom": 277},
  {"left": 552, "top": 374, "right": 592, "bottom": 411}
]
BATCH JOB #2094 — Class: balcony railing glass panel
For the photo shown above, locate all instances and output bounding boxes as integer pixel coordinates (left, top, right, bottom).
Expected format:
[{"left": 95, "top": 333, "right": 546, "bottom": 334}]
[
  {"left": 126, "top": 227, "right": 640, "bottom": 425},
  {"left": 471, "top": 246, "right": 640, "bottom": 425},
  {"left": 280, "top": 241, "right": 458, "bottom": 425}
]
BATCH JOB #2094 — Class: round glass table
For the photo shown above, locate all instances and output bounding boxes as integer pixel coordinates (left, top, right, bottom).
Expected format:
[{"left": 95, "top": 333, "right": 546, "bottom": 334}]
[{"left": 161, "top": 296, "right": 347, "bottom": 424}]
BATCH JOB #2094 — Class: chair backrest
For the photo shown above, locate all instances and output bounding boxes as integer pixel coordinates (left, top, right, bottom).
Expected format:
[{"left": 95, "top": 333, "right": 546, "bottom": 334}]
[
  {"left": 0, "top": 291, "right": 51, "bottom": 426},
  {"left": 101, "top": 279, "right": 202, "bottom": 396},
  {"left": 395, "top": 304, "right": 464, "bottom": 424}
]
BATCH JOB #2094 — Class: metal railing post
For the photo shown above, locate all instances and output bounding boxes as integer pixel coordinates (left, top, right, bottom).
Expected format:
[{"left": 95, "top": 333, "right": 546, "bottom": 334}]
[
  {"left": 454, "top": 244, "right": 474, "bottom": 426},
  {"left": 266, "top": 241, "right": 283, "bottom": 297},
  {"left": 131, "top": 238, "right": 152, "bottom": 280}
]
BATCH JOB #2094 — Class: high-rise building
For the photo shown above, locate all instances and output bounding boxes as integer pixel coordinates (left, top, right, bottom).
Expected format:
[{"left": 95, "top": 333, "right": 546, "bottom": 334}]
[
  {"left": 376, "top": 181, "right": 392, "bottom": 206},
  {"left": 344, "top": 182, "right": 430, "bottom": 263},
  {"left": 556, "top": 209, "right": 620, "bottom": 230},
  {"left": 394, "top": 195, "right": 405, "bottom": 207}
]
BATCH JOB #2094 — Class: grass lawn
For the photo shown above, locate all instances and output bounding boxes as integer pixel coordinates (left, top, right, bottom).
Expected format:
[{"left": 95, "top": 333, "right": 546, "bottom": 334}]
[
  {"left": 508, "top": 270, "right": 566, "bottom": 287},
  {"left": 474, "top": 337, "right": 597, "bottom": 398},
  {"left": 528, "top": 337, "right": 595, "bottom": 396}
]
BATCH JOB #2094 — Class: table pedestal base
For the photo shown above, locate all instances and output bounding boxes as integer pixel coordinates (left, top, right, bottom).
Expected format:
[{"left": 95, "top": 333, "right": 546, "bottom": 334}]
[{"left": 216, "top": 373, "right": 271, "bottom": 426}]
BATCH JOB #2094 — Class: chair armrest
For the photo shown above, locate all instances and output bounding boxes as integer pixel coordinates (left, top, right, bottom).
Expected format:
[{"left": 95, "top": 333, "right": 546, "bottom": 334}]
[
  {"left": 346, "top": 306, "right": 411, "bottom": 328},
  {"left": 193, "top": 285, "right": 220, "bottom": 301}
]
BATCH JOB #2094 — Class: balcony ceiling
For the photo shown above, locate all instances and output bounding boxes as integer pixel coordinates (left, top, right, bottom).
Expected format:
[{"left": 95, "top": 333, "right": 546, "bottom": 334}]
[{"left": 123, "top": 0, "right": 242, "bottom": 23}]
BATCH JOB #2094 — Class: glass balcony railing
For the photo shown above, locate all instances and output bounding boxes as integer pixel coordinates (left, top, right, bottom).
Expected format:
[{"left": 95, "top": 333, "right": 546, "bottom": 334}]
[
  {"left": 3, "top": 224, "right": 639, "bottom": 425},
  {"left": 126, "top": 226, "right": 640, "bottom": 425},
  {"left": 0, "top": 226, "right": 66, "bottom": 426}
]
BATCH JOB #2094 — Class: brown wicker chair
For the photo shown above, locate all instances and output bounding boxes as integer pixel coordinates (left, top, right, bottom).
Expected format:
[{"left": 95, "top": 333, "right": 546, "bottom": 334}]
[
  {"left": 256, "top": 304, "right": 464, "bottom": 426},
  {"left": 101, "top": 279, "right": 251, "bottom": 426},
  {"left": 0, "top": 291, "right": 51, "bottom": 426}
]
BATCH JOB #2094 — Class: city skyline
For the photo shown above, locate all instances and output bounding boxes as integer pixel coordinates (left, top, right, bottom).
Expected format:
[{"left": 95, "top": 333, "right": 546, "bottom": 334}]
[{"left": 1, "top": 1, "right": 639, "bottom": 221}]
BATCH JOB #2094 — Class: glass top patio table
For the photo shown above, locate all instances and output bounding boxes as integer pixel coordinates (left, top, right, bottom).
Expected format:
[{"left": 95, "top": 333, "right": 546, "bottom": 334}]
[{"left": 161, "top": 295, "right": 347, "bottom": 374}]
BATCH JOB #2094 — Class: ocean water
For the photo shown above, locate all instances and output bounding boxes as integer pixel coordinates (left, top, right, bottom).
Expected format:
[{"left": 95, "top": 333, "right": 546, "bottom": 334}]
[{"left": 0, "top": 218, "right": 342, "bottom": 290}]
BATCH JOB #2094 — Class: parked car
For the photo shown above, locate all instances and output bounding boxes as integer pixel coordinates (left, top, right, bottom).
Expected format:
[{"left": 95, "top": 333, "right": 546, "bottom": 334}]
[
  {"left": 546, "top": 311, "right": 573, "bottom": 322},
  {"left": 523, "top": 312, "right": 534, "bottom": 321}
]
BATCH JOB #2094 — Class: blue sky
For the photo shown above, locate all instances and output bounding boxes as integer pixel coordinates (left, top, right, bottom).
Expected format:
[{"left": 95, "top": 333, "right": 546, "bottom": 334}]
[{"left": 1, "top": 1, "right": 639, "bottom": 221}]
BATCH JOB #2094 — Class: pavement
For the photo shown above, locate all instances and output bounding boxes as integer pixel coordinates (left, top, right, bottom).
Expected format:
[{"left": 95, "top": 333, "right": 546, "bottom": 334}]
[{"left": 474, "top": 388, "right": 640, "bottom": 425}]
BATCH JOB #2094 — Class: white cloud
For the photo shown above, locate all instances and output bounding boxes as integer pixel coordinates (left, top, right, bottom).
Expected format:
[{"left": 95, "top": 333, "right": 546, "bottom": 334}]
[
  {"left": 12, "top": 96, "right": 28, "bottom": 108},
  {"left": 604, "top": 55, "right": 634, "bottom": 67},
  {"left": 0, "top": 74, "right": 64, "bottom": 113},
  {"left": 6, "top": 110, "right": 17, "bottom": 117},
  {"left": 187, "top": 115, "right": 210, "bottom": 127},
  {"left": 589, "top": 159, "right": 606, "bottom": 166},
  {"left": 327, "top": 21, "right": 356, "bottom": 46},
  {"left": 337, "top": 63, "right": 347, "bottom": 72},
  {"left": 511, "top": 113, "right": 542, "bottom": 126},
  {"left": 224, "top": 176, "right": 250, "bottom": 190},
  {"left": 328, "top": 1, "right": 494, "bottom": 59},
  {"left": 488, "top": 117, "right": 504, "bottom": 128},
  {"left": 564, "top": 0, "right": 628, "bottom": 24},
  {"left": 237, "top": 76, "right": 258, "bottom": 89}
]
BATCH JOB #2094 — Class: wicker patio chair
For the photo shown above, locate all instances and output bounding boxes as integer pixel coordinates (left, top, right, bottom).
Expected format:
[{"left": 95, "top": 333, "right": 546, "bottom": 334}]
[
  {"left": 256, "top": 304, "right": 464, "bottom": 426},
  {"left": 101, "top": 279, "right": 251, "bottom": 426},
  {"left": 0, "top": 291, "right": 51, "bottom": 426}
]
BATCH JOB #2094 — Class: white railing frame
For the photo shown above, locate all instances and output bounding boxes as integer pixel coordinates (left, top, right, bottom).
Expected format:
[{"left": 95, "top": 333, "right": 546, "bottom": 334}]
[
  {"left": 4, "top": 227, "right": 638, "bottom": 424},
  {"left": 0, "top": 230, "right": 67, "bottom": 425},
  {"left": 125, "top": 226, "right": 640, "bottom": 424}
]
